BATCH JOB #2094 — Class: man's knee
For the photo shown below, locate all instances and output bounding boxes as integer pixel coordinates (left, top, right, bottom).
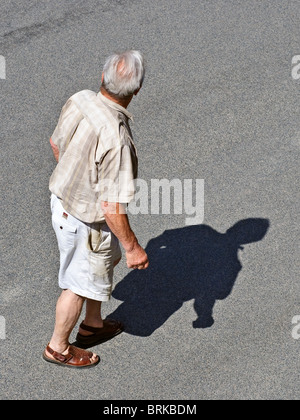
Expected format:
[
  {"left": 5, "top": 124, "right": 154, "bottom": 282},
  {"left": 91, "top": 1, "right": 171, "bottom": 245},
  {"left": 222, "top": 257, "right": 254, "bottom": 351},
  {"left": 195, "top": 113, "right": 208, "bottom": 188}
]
[{"left": 61, "top": 289, "right": 86, "bottom": 302}]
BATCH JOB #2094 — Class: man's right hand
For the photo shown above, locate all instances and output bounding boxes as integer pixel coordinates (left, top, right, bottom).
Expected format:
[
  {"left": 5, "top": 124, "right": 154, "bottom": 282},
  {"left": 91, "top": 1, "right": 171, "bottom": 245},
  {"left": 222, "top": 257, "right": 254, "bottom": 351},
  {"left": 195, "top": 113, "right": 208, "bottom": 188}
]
[{"left": 126, "top": 242, "right": 149, "bottom": 270}]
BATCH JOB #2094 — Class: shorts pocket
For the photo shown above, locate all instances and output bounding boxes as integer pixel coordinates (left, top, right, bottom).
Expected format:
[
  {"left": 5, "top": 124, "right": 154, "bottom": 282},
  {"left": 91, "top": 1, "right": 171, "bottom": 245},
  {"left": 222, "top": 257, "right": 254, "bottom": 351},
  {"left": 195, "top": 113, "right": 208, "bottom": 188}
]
[
  {"left": 86, "top": 222, "right": 104, "bottom": 253},
  {"left": 52, "top": 214, "right": 77, "bottom": 250}
]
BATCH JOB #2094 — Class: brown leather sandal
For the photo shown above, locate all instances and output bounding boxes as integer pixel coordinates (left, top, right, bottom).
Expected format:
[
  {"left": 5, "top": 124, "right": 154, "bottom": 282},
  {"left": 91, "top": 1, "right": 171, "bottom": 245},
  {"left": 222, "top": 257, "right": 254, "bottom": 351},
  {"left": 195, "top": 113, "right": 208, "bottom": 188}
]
[
  {"left": 42, "top": 344, "right": 100, "bottom": 368},
  {"left": 75, "top": 319, "right": 124, "bottom": 349}
]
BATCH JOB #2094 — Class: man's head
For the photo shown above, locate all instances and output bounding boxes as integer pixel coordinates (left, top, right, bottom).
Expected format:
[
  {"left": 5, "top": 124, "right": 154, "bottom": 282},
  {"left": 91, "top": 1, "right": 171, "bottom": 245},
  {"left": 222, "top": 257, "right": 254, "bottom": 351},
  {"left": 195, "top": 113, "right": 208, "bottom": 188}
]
[{"left": 101, "top": 50, "right": 145, "bottom": 100}]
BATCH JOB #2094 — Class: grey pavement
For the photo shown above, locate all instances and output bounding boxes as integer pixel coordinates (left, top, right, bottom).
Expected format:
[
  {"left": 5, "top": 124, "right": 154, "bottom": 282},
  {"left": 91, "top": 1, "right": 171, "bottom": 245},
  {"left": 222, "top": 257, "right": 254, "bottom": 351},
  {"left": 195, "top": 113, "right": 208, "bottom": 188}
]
[{"left": 0, "top": 0, "right": 299, "bottom": 400}]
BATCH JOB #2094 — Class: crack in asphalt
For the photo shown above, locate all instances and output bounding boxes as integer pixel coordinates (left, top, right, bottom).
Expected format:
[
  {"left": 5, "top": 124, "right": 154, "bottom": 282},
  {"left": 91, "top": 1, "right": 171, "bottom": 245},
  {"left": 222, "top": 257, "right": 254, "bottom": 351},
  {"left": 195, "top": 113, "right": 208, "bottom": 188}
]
[
  {"left": 0, "top": 0, "right": 132, "bottom": 50},
  {"left": 1, "top": 9, "right": 92, "bottom": 48}
]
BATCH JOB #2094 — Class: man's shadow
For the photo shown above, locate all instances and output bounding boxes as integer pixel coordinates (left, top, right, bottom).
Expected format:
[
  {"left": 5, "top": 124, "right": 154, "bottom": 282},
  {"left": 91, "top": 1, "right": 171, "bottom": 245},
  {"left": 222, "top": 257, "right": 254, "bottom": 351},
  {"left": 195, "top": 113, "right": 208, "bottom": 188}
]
[{"left": 108, "top": 218, "right": 270, "bottom": 336}]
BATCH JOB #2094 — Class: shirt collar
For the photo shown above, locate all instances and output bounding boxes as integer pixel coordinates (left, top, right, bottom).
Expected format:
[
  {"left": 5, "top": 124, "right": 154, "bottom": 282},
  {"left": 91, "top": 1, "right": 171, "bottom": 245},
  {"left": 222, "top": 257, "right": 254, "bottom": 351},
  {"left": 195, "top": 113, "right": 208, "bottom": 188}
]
[{"left": 97, "top": 92, "right": 134, "bottom": 121}]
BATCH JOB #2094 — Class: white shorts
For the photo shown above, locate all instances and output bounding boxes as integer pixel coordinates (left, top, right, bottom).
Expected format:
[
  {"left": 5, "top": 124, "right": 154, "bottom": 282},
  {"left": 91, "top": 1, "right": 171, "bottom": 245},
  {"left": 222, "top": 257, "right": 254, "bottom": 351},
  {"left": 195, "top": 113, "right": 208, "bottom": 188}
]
[{"left": 51, "top": 194, "right": 122, "bottom": 301}]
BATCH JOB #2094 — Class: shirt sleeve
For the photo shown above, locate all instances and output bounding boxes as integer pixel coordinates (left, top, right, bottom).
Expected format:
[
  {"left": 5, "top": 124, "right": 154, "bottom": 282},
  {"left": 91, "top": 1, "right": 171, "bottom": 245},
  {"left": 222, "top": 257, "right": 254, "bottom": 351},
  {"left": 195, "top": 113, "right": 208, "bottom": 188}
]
[
  {"left": 99, "top": 144, "right": 138, "bottom": 203},
  {"left": 51, "top": 99, "right": 83, "bottom": 159}
]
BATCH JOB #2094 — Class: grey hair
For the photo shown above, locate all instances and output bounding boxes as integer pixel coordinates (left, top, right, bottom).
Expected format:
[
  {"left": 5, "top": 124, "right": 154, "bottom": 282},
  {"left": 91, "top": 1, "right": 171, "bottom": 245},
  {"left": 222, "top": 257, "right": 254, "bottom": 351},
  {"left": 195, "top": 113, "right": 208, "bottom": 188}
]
[{"left": 102, "top": 50, "right": 145, "bottom": 98}]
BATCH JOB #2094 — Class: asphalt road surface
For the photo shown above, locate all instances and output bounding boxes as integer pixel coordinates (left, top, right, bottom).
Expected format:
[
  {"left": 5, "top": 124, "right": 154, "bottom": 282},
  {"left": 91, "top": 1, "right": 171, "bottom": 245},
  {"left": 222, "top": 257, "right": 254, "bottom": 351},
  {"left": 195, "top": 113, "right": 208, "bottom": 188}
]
[{"left": 0, "top": 0, "right": 299, "bottom": 400}]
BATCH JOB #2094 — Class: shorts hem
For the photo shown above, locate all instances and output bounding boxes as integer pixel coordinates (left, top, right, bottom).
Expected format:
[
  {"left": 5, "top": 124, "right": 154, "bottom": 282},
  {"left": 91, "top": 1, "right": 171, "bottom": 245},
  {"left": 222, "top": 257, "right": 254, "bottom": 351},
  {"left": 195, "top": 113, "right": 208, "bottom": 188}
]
[{"left": 59, "top": 284, "right": 111, "bottom": 302}]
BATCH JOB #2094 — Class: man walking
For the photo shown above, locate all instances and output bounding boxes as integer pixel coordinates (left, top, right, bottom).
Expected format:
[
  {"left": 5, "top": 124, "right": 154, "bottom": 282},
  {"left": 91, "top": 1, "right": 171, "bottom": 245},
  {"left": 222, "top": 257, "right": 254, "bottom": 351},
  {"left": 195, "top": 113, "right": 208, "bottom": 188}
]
[{"left": 43, "top": 50, "right": 149, "bottom": 368}]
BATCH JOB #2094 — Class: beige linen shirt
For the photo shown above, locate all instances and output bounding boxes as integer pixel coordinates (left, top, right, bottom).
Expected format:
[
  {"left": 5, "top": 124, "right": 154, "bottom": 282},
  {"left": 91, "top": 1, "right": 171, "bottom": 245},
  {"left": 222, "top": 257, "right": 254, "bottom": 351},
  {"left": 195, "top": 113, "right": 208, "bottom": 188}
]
[{"left": 49, "top": 90, "right": 138, "bottom": 223}]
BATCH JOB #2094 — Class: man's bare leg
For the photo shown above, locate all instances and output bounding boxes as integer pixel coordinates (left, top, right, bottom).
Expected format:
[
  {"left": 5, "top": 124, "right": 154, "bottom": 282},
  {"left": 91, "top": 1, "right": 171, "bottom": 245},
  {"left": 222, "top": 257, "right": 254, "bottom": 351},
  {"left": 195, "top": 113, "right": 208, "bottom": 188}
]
[
  {"left": 45, "top": 289, "right": 98, "bottom": 362},
  {"left": 79, "top": 257, "right": 122, "bottom": 336},
  {"left": 80, "top": 300, "right": 104, "bottom": 336}
]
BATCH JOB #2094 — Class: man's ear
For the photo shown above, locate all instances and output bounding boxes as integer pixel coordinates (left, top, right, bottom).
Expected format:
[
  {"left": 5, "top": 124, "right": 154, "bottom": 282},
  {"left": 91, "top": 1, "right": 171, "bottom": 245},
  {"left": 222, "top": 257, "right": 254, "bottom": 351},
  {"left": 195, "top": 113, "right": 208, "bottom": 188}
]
[{"left": 101, "top": 72, "right": 104, "bottom": 83}]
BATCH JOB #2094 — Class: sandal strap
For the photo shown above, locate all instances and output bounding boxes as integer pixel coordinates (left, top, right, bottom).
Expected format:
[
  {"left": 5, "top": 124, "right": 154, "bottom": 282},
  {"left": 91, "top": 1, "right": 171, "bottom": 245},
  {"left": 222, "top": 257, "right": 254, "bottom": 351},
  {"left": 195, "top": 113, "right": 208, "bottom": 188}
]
[
  {"left": 46, "top": 344, "right": 94, "bottom": 366},
  {"left": 46, "top": 345, "right": 72, "bottom": 364},
  {"left": 79, "top": 321, "right": 102, "bottom": 333},
  {"left": 79, "top": 319, "right": 122, "bottom": 333}
]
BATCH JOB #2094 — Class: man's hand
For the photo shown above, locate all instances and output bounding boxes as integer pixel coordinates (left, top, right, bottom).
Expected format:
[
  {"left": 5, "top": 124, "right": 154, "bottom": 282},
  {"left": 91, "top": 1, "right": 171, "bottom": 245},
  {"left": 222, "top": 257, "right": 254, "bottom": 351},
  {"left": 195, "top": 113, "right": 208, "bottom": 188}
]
[{"left": 125, "top": 242, "right": 149, "bottom": 270}]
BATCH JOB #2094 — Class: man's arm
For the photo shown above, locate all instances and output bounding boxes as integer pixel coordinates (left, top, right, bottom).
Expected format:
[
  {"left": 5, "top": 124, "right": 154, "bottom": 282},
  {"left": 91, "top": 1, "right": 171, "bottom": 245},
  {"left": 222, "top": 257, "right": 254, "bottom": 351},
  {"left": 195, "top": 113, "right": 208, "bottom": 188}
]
[
  {"left": 102, "top": 202, "right": 149, "bottom": 270},
  {"left": 50, "top": 137, "right": 59, "bottom": 162}
]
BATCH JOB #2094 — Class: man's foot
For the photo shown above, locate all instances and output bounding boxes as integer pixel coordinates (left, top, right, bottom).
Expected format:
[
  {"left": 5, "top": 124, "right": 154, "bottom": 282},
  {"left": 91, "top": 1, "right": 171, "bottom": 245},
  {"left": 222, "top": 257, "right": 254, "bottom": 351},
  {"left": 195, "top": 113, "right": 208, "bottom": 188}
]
[
  {"left": 75, "top": 319, "right": 124, "bottom": 349},
  {"left": 43, "top": 344, "right": 100, "bottom": 368}
]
